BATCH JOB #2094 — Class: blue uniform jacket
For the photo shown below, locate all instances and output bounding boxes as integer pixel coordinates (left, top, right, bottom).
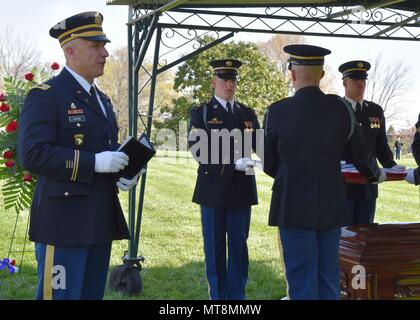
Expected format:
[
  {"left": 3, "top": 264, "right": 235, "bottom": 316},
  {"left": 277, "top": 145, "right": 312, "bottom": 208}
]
[
  {"left": 263, "top": 86, "right": 381, "bottom": 229},
  {"left": 188, "top": 97, "right": 260, "bottom": 208},
  {"left": 18, "top": 68, "right": 129, "bottom": 246},
  {"left": 343, "top": 100, "right": 396, "bottom": 199}
]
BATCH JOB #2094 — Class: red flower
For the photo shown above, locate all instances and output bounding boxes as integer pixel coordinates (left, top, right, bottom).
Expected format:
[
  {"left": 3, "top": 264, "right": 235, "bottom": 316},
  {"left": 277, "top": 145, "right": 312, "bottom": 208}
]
[
  {"left": 23, "top": 173, "right": 33, "bottom": 182},
  {"left": 5, "top": 160, "right": 14, "bottom": 168},
  {"left": 5, "top": 120, "right": 18, "bottom": 133},
  {"left": 0, "top": 93, "right": 6, "bottom": 102},
  {"left": 3, "top": 150, "right": 13, "bottom": 159},
  {"left": 0, "top": 103, "right": 10, "bottom": 112},
  {"left": 25, "top": 72, "right": 34, "bottom": 81},
  {"left": 51, "top": 62, "right": 60, "bottom": 70}
]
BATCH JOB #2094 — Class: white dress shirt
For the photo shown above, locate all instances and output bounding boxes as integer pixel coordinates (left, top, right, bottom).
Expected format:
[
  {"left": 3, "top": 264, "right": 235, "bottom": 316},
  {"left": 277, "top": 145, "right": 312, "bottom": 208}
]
[
  {"left": 344, "top": 96, "right": 364, "bottom": 112},
  {"left": 214, "top": 95, "right": 236, "bottom": 113},
  {"left": 65, "top": 65, "right": 107, "bottom": 118}
]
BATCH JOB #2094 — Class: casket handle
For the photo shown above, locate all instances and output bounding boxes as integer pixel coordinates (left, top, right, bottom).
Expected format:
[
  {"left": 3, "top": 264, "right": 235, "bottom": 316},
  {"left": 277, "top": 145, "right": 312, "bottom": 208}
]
[{"left": 340, "top": 290, "right": 349, "bottom": 298}]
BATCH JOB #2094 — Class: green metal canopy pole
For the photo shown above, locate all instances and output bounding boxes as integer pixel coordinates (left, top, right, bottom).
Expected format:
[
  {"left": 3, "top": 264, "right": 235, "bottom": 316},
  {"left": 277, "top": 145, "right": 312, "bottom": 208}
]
[
  {"left": 127, "top": 6, "right": 135, "bottom": 260},
  {"left": 133, "top": 26, "right": 162, "bottom": 255},
  {"left": 127, "top": 12, "right": 159, "bottom": 260}
]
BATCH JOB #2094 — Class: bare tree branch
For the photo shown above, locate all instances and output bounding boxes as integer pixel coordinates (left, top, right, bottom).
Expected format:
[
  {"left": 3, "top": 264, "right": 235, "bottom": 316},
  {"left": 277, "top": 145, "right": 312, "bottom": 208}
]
[
  {"left": 0, "top": 27, "right": 41, "bottom": 81},
  {"left": 365, "top": 54, "right": 412, "bottom": 124},
  {"left": 257, "top": 34, "right": 339, "bottom": 94},
  {"left": 97, "top": 47, "right": 178, "bottom": 140}
]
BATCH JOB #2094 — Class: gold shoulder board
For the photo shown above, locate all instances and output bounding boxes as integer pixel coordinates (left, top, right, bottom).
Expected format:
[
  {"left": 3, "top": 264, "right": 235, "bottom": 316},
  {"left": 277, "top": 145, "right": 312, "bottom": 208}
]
[{"left": 31, "top": 84, "right": 51, "bottom": 91}]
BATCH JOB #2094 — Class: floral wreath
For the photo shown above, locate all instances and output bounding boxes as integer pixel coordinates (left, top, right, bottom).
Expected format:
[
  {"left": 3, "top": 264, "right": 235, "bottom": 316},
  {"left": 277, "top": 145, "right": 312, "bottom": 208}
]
[{"left": 0, "top": 62, "right": 60, "bottom": 213}]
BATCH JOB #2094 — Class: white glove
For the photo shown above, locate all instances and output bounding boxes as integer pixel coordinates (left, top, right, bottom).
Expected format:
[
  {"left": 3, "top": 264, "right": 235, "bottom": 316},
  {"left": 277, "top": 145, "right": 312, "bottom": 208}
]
[
  {"left": 405, "top": 168, "right": 416, "bottom": 184},
  {"left": 391, "top": 164, "right": 406, "bottom": 171},
  {"left": 235, "top": 157, "right": 255, "bottom": 172},
  {"left": 373, "top": 168, "right": 387, "bottom": 184},
  {"left": 116, "top": 176, "right": 138, "bottom": 191},
  {"left": 95, "top": 151, "right": 129, "bottom": 173},
  {"left": 116, "top": 168, "right": 146, "bottom": 191}
]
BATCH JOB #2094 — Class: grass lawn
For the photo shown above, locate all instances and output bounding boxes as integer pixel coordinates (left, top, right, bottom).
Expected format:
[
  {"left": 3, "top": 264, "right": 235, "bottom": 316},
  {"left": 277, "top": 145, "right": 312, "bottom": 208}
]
[{"left": 0, "top": 153, "right": 418, "bottom": 300}]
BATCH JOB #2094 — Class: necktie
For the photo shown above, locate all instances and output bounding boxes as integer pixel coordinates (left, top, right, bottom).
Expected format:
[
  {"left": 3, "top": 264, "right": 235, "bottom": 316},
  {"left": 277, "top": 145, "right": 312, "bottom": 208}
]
[
  {"left": 90, "top": 86, "right": 107, "bottom": 118},
  {"left": 226, "top": 101, "right": 233, "bottom": 115},
  {"left": 355, "top": 102, "right": 362, "bottom": 123}
]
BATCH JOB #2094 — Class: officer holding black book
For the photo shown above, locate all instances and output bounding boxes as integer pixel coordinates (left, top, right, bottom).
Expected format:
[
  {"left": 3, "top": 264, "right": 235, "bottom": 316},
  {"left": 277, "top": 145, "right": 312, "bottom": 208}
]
[{"left": 18, "top": 12, "right": 142, "bottom": 300}]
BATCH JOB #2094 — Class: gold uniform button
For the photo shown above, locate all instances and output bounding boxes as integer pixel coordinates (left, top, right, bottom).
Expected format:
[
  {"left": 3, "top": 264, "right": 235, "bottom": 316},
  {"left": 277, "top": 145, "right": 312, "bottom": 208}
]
[
  {"left": 64, "top": 192, "right": 69, "bottom": 196},
  {"left": 109, "top": 139, "right": 112, "bottom": 145},
  {"left": 76, "top": 123, "right": 81, "bottom": 127}
]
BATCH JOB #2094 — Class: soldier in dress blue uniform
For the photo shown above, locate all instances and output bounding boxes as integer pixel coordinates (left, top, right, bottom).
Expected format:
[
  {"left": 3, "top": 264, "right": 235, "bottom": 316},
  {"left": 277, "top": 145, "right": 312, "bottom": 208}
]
[
  {"left": 339, "top": 60, "right": 401, "bottom": 224},
  {"left": 188, "top": 59, "right": 261, "bottom": 300},
  {"left": 405, "top": 113, "right": 420, "bottom": 185},
  {"left": 17, "top": 12, "right": 141, "bottom": 300},
  {"left": 263, "top": 45, "right": 384, "bottom": 300}
]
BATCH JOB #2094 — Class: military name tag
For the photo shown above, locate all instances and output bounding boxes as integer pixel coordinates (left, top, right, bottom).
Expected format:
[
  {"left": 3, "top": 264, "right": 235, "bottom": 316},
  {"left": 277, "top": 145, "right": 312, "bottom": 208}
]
[
  {"left": 68, "top": 109, "right": 84, "bottom": 115},
  {"left": 207, "top": 117, "right": 223, "bottom": 124},
  {"left": 68, "top": 115, "right": 86, "bottom": 122}
]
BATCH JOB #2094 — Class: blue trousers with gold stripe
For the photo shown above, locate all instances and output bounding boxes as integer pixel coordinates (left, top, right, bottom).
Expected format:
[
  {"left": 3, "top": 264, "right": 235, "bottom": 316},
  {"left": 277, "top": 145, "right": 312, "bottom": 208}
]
[
  {"left": 201, "top": 206, "right": 251, "bottom": 300},
  {"left": 279, "top": 227, "right": 341, "bottom": 300},
  {"left": 35, "top": 242, "right": 112, "bottom": 300}
]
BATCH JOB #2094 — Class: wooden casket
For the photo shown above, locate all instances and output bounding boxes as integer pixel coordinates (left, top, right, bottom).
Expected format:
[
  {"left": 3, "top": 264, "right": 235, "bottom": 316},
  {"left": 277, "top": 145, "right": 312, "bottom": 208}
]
[{"left": 340, "top": 223, "right": 420, "bottom": 300}]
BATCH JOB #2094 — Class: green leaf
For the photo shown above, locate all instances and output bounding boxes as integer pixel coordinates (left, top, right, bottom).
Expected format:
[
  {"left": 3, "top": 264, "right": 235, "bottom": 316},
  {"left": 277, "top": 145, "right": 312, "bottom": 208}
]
[{"left": 0, "top": 64, "right": 54, "bottom": 213}]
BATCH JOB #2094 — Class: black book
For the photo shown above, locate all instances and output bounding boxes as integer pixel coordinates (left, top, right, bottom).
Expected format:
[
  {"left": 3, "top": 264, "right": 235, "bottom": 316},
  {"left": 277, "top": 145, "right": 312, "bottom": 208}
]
[{"left": 116, "top": 133, "right": 156, "bottom": 179}]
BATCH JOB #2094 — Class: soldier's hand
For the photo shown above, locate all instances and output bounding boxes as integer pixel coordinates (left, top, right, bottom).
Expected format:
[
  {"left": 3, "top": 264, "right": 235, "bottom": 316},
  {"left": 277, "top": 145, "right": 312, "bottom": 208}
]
[
  {"left": 405, "top": 168, "right": 416, "bottom": 184},
  {"left": 372, "top": 168, "right": 387, "bottom": 184},
  {"left": 95, "top": 151, "right": 129, "bottom": 173},
  {"left": 116, "top": 175, "right": 139, "bottom": 191},
  {"left": 391, "top": 164, "right": 406, "bottom": 171},
  {"left": 235, "top": 157, "right": 255, "bottom": 171}
]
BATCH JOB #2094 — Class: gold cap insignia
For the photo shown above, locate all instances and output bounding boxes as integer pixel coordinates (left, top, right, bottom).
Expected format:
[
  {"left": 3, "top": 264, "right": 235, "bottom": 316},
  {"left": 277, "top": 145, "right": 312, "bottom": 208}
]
[
  {"left": 74, "top": 134, "right": 84, "bottom": 146},
  {"left": 95, "top": 13, "right": 103, "bottom": 26},
  {"left": 226, "top": 61, "right": 233, "bottom": 67},
  {"left": 357, "top": 62, "right": 364, "bottom": 68},
  {"left": 70, "top": 103, "right": 77, "bottom": 109}
]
